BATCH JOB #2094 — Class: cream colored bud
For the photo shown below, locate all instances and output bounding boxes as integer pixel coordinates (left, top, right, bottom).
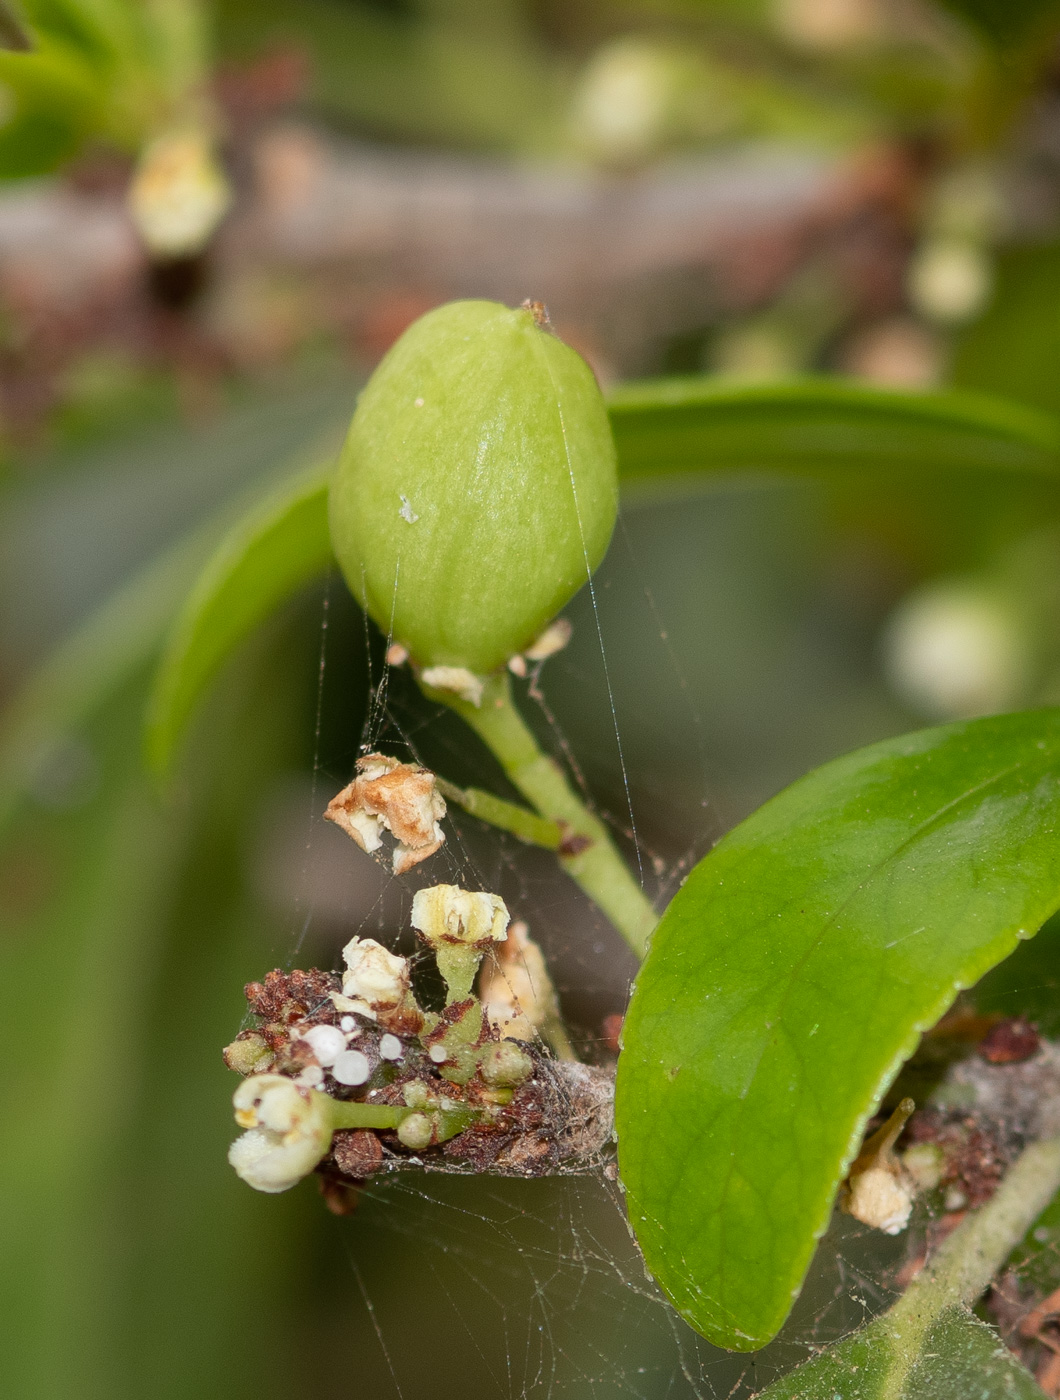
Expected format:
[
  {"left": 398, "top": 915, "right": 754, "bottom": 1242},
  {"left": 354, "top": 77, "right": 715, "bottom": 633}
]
[
  {"left": 129, "top": 129, "right": 232, "bottom": 258},
  {"left": 326, "top": 754, "right": 446, "bottom": 874},
  {"left": 397, "top": 1112, "right": 434, "bottom": 1151},
  {"left": 411, "top": 885, "right": 509, "bottom": 948},
  {"left": 882, "top": 579, "right": 1031, "bottom": 720},
  {"left": 480, "top": 920, "right": 558, "bottom": 1041},
  {"left": 840, "top": 1097, "right": 916, "bottom": 1234},
  {"left": 908, "top": 239, "right": 991, "bottom": 325},
  {"left": 524, "top": 618, "right": 572, "bottom": 662},
  {"left": 229, "top": 1074, "right": 333, "bottom": 1193},
  {"left": 843, "top": 1165, "right": 914, "bottom": 1235},
  {"left": 480, "top": 1040, "right": 533, "bottom": 1088},
  {"left": 419, "top": 667, "right": 484, "bottom": 707},
  {"left": 222, "top": 1032, "right": 274, "bottom": 1076},
  {"left": 902, "top": 1142, "right": 944, "bottom": 1193},
  {"left": 341, "top": 937, "right": 410, "bottom": 1009}
]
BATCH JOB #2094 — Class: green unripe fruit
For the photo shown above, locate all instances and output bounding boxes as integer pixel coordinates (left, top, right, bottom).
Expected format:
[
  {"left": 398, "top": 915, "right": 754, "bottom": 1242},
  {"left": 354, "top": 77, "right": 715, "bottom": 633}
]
[{"left": 329, "top": 300, "right": 618, "bottom": 675}]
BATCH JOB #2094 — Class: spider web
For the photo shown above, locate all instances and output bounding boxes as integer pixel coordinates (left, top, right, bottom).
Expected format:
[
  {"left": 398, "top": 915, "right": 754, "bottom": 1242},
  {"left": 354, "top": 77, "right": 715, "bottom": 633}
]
[{"left": 250, "top": 475, "right": 1047, "bottom": 1400}]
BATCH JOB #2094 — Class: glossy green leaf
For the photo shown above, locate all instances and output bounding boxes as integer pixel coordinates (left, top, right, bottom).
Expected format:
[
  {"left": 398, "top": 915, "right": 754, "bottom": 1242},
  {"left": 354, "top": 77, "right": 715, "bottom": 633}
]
[
  {"left": 755, "top": 1307, "right": 1046, "bottom": 1399},
  {"left": 616, "top": 709, "right": 1060, "bottom": 1351},
  {"left": 144, "top": 460, "right": 335, "bottom": 778},
  {"left": 609, "top": 378, "right": 1060, "bottom": 492}
]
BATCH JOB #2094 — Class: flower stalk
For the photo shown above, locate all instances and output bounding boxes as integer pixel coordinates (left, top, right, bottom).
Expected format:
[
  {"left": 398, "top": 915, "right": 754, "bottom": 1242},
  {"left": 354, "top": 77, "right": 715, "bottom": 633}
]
[{"left": 422, "top": 671, "right": 657, "bottom": 958}]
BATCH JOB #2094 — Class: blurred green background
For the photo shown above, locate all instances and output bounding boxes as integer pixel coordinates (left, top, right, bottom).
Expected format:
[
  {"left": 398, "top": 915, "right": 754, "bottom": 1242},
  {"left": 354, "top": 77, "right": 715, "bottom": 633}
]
[{"left": 6, "top": 0, "right": 1060, "bottom": 1396}]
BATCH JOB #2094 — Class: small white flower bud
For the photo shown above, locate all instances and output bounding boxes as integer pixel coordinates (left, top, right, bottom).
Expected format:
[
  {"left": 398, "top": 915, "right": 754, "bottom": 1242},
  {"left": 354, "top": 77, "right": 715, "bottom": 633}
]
[
  {"left": 908, "top": 238, "right": 992, "bottom": 325},
  {"left": 341, "top": 937, "right": 410, "bottom": 1009},
  {"left": 229, "top": 1074, "right": 333, "bottom": 1193},
  {"left": 411, "top": 885, "right": 509, "bottom": 949}
]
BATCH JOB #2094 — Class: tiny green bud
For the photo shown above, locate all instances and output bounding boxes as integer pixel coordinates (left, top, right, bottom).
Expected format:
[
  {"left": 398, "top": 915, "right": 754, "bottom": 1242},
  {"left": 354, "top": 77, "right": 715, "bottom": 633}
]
[
  {"left": 329, "top": 299, "right": 618, "bottom": 674},
  {"left": 403, "top": 1080, "right": 430, "bottom": 1110},
  {"left": 223, "top": 1031, "right": 275, "bottom": 1076},
  {"left": 397, "top": 1112, "right": 434, "bottom": 1151},
  {"left": 479, "top": 1040, "right": 533, "bottom": 1088}
]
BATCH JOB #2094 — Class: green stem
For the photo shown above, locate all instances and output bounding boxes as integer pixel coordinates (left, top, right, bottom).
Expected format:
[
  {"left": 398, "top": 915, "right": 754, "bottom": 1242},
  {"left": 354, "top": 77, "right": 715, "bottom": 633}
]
[
  {"left": 436, "top": 777, "right": 562, "bottom": 849},
  {"left": 327, "top": 1101, "right": 411, "bottom": 1132},
  {"left": 879, "top": 1135, "right": 1060, "bottom": 1399},
  {"left": 422, "top": 672, "right": 656, "bottom": 958}
]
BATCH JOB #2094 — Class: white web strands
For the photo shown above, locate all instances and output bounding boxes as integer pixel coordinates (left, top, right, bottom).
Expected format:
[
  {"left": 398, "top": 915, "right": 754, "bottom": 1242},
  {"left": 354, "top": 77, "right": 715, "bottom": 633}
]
[{"left": 264, "top": 489, "right": 1060, "bottom": 1400}]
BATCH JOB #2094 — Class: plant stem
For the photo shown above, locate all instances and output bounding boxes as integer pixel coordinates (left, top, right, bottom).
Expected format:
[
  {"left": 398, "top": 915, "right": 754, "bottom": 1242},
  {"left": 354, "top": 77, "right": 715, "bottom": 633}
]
[
  {"left": 422, "top": 672, "right": 657, "bottom": 958},
  {"left": 435, "top": 777, "right": 562, "bottom": 849},
  {"left": 328, "top": 1101, "right": 411, "bottom": 1132},
  {"left": 879, "top": 1135, "right": 1060, "bottom": 1399}
]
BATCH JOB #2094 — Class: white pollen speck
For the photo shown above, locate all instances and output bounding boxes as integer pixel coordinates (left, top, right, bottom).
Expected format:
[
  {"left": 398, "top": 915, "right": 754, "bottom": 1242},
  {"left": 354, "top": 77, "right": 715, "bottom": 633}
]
[
  {"left": 399, "top": 494, "right": 418, "bottom": 524},
  {"left": 379, "top": 1034, "right": 403, "bottom": 1061},
  {"left": 332, "top": 1049, "right": 371, "bottom": 1086},
  {"left": 414, "top": 397, "right": 424, "bottom": 407},
  {"left": 299, "top": 1065, "right": 324, "bottom": 1087},
  {"left": 428, "top": 1044, "right": 448, "bottom": 1064},
  {"left": 300, "top": 1023, "right": 347, "bottom": 1066},
  {"left": 340, "top": 1016, "right": 355, "bottom": 1031}
]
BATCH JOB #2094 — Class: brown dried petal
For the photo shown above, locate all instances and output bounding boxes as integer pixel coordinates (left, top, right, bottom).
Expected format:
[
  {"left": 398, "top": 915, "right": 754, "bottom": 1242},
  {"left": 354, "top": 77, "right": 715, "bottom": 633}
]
[
  {"left": 332, "top": 1129, "right": 385, "bottom": 1180},
  {"left": 325, "top": 754, "right": 446, "bottom": 872}
]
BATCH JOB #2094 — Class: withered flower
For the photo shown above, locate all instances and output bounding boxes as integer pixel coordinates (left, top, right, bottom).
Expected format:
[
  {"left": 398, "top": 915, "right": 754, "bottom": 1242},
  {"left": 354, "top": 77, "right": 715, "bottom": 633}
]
[
  {"left": 325, "top": 754, "right": 446, "bottom": 874},
  {"left": 840, "top": 1098, "right": 916, "bottom": 1235},
  {"left": 411, "top": 885, "right": 509, "bottom": 949},
  {"left": 411, "top": 884, "right": 509, "bottom": 1002},
  {"left": 480, "top": 920, "right": 559, "bottom": 1042},
  {"left": 341, "top": 936, "right": 410, "bottom": 1011}
]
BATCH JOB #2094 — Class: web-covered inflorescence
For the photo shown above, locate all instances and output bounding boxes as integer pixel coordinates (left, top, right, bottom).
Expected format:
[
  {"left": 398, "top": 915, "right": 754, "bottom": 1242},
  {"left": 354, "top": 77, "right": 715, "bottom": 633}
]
[{"left": 224, "top": 757, "right": 615, "bottom": 1215}]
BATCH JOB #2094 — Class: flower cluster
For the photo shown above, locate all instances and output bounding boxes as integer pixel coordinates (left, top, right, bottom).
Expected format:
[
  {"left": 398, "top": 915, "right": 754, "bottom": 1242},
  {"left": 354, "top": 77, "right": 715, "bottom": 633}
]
[{"left": 225, "top": 883, "right": 554, "bottom": 1196}]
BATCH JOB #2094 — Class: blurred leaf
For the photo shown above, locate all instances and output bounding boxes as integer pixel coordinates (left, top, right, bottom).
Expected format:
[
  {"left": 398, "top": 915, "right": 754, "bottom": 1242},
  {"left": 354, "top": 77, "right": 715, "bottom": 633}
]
[
  {"left": 0, "top": 525, "right": 212, "bottom": 830},
  {"left": 616, "top": 709, "right": 1060, "bottom": 1349},
  {"left": 0, "top": 41, "right": 102, "bottom": 176},
  {"left": 609, "top": 377, "right": 1060, "bottom": 492},
  {"left": 952, "top": 243, "right": 1060, "bottom": 420},
  {"left": 0, "top": 0, "right": 214, "bottom": 177},
  {"left": 936, "top": 0, "right": 1060, "bottom": 48},
  {"left": 215, "top": 0, "right": 563, "bottom": 154},
  {"left": 0, "top": 686, "right": 184, "bottom": 1398},
  {"left": 0, "top": 0, "right": 32, "bottom": 50},
  {"left": 754, "top": 1306, "right": 1046, "bottom": 1398},
  {"left": 144, "top": 459, "right": 335, "bottom": 778}
]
